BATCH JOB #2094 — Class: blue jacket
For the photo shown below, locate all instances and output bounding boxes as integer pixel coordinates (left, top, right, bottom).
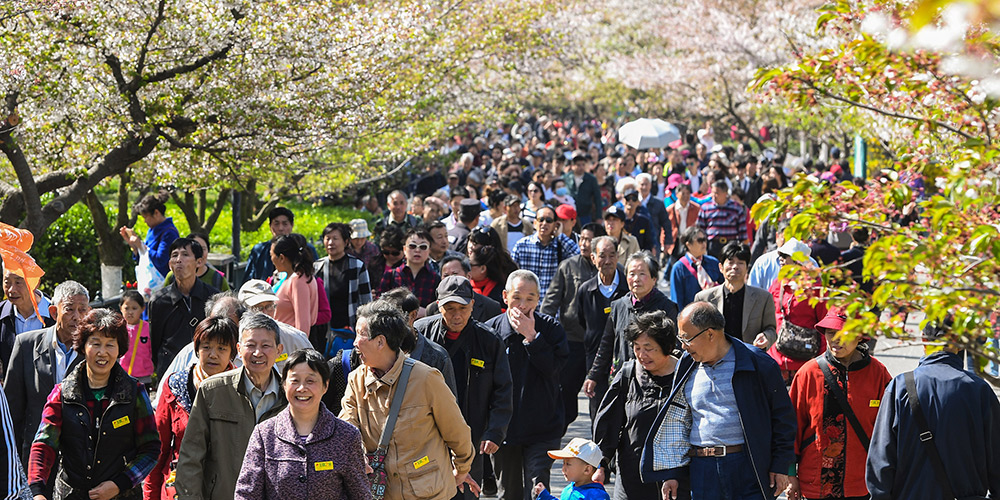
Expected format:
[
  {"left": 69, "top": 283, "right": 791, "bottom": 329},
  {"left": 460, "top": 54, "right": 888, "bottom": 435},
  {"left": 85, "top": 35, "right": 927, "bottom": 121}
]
[
  {"left": 537, "top": 481, "right": 610, "bottom": 500},
  {"left": 641, "top": 336, "right": 796, "bottom": 499},
  {"left": 866, "top": 351, "right": 1000, "bottom": 500},
  {"left": 669, "top": 255, "right": 722, "bottom": 310},
  {"left": 485, "top": 311, "right": 569, "bottom": 445},
  {"left": 141, "top": 217, "right": 180, "bottom": 277}
]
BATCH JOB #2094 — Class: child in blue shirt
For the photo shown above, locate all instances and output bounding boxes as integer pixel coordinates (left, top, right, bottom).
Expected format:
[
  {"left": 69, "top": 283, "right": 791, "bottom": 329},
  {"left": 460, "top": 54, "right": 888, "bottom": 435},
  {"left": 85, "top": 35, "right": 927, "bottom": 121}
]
[{"left": 532, "top": 438, "right": 610, "bottom": 500}]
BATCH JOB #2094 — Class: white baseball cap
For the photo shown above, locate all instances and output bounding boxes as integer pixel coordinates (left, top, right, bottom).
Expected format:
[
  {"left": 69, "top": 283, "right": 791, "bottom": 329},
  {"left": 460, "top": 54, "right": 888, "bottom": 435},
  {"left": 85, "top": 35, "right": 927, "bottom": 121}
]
[
  {"left": 238, "top": 279, "right": 278, "bottom": 307},
  {"left": 547, "top": 437, "right": 602, "bottom": 469},
  {"left": 777, "top": 238, "right": 812, "bottom": 261}
]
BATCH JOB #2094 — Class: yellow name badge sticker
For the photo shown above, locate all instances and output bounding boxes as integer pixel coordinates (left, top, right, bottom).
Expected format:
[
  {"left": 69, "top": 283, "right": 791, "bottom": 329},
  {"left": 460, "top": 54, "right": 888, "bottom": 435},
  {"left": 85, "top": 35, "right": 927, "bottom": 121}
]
[
  {"left": 640, "top": 229, "right": 646, "bottom": 234},
  {"left": 314, "top": 461, "right": 334, "bottom": 471},
  {"left": 869, "top": 400, "right": 880, "bottom": 407},
  {"left": 471, "top": 358, "right": 485, "bottom": 368},
  {"left": 275, "top": 353, "right": 288, "bottom": 362},
  {"left": 112, "top": 416, "right": 130, "bottom": 429},
  {"left": 413, "top": 456, "right": 430, "bottom": 470},
  {"left": 604, "top": 307, "right": 611, "bottom": 314}
]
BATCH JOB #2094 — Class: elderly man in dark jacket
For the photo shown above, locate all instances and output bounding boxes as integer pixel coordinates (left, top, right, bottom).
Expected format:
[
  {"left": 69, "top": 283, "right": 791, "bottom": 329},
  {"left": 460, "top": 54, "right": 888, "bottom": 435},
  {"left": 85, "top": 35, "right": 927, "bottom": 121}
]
[
  {"left": 641, "top": 302, "right": 796, "bottom": 500},
  {"left": 587, "top": 252, "right": 677, "bottom": 392},
  {"left": 577, "top": 236, "right": 629, "bottom": 420},
  {"left": 865, "top": 323, "right": 1000, "bottom": 500},
  {"left": 485, "top": 270, "right": 569, "bottom": 500},
  {"left": 415, "top": 276, "right": 513, "bottom": 499},
  {"left": 540, "top": 223, "right": 604, "bottom": 432}
]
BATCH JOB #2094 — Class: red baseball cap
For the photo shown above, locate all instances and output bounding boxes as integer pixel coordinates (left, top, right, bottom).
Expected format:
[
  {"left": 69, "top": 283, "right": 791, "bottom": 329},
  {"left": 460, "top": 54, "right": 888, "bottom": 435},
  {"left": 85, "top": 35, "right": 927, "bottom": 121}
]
[
  {"left": 555, "top": 204, "right": 577, "bottom": 220},
  {"left": 816, "top": 307, "right": 847, "bottom": 331}
]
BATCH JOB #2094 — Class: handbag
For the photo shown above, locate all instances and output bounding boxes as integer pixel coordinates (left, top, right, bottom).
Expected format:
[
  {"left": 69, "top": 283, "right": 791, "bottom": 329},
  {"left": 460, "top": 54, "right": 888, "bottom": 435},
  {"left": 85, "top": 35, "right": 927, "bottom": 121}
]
[
  {"left": 774, "top": 287, "right": 822, "bottom": 360},
  {"left": 367, "top": 357, "right": 416, "bottom": 500}
]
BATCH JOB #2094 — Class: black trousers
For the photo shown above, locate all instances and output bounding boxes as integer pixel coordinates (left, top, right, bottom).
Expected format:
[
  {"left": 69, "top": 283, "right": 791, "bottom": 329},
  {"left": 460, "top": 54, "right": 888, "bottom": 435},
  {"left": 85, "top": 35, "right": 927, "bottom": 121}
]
[
  {"left": 585, "top": 351, "right": 610, "bottom": 425},
  {"left": 707, "top": 237, "right": 729, "bottom": 261},
  {"left": 494, "top": 438, "right": 560, "bottom": 500},
  {"left": 560, "top": 341, "right": 587, "bottom": 434},
  {"left": 452, "top": 452, "right": 485, "bottom": 500}
]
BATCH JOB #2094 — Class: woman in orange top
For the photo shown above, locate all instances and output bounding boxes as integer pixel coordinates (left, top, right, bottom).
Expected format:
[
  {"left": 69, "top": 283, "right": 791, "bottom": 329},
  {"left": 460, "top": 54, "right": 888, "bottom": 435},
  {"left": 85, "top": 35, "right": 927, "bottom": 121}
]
[{"left": 270, "top": 233, "right": 319, "bottom": 332}]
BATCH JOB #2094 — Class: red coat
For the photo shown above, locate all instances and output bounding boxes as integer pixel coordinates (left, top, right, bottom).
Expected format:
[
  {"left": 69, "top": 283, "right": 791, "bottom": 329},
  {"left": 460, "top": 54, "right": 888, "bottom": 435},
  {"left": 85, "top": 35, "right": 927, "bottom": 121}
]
[
  {"left": 665, "top": 202, "right": 700, "bottom": 255},
  {"left": 789, "top": 354, "right": 892, "bottom": 498},
  {"left": 144, "top": 369, "right": 193, "bottom": 500}
]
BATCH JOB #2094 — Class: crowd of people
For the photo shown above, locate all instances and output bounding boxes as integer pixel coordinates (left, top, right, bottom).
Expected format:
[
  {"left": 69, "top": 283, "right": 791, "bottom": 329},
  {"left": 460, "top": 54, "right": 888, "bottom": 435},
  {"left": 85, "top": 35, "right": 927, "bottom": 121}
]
[{"left": 0, "top": 113, "right": 997, "bottom": 500}]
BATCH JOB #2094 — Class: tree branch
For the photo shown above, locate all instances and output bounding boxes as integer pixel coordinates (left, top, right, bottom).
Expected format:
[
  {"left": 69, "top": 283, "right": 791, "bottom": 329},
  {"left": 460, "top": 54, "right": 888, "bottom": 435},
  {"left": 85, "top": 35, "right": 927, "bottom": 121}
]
[
  {"left": 135, "top": 0, "right": 167, "bottom": 77},
  {"left": 145, "top": 44, "right": 233, "bottom": 84}
]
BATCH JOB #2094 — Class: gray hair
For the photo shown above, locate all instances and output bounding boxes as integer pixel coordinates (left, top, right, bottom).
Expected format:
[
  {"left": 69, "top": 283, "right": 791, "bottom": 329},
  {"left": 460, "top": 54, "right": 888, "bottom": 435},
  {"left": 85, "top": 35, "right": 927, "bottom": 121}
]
[
  {"left": 636, "top": 173, "right": 653, "bottom": 184},
  {"left": 625, "top": 250, "right": 659, "bottom": 277},
  {"left": 238, "top": 311, "right": 281, "bottom": 345},
  {"left": 52, "top": 280, "right": 89, "bottom": 305},
  {"left": 505, "top": 269, "right": 540, "bottom": 293},
  {"left": 205, "top": 291, "right": 246, "bottom": 320},
  {"left": 681, "top": 301, "right": 726, "bottom": 332},
  {"left": 615, "top": 177, "right": 636, "bottom": 195},
  {"left": 591, "top": 235, "right": 617, "bottom": 254},
  {"left": 388, "top": 189, "right": 408, "bottom": 201}
]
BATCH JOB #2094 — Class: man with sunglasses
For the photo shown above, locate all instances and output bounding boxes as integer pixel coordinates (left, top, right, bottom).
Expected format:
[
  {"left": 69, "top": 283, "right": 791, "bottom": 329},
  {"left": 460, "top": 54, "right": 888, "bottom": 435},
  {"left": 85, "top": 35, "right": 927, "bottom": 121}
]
[
  {"left": 616, "top": 186, "right": 654, "bottom": 252},
  {"left": 378, "top": 227, "right": 441, "bottom": 309},
  {"left": 641, "top": 301, "right": 795, "bottom": 500},
  {"left": 511, "top": 206, "right": 580, "bottom": 299}
]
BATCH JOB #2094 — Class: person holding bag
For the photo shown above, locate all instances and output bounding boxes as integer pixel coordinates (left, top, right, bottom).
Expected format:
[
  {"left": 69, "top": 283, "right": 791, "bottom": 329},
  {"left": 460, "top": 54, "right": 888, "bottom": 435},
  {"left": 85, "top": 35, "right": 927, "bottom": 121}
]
[
  {"left": 786, "top": 308, "right": 891, "bottom": 500},
  {"left": 767, "top": 239, "right": 828, "bottom": 384},
  {"left": 339, "top": 301, "right": 477, "bottom": 500}
]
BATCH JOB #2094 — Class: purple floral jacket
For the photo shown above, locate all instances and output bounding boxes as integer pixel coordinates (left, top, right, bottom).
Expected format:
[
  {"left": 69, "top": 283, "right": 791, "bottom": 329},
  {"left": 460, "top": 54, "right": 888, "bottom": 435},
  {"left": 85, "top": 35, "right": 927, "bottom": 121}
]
[{"left": 235, "top": 406, "right": 372, "bottom": 500}]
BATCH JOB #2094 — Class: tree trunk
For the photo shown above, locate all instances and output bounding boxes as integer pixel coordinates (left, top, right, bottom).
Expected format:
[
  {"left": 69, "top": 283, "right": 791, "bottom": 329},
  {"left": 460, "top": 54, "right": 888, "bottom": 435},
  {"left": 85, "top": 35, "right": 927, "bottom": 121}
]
[{"left": 172, "top": 188, "right": 232, "bottom": 235}]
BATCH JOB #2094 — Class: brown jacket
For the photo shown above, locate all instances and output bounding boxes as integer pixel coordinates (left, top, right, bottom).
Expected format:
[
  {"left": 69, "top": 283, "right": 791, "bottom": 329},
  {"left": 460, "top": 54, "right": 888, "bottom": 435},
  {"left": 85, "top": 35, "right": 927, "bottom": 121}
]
[
  {"left": 614, "top": 232, "right": 641, "bottom": 264},
  {"left": 490, "top": 214, "right": 533, "bottom": 249},
  {"left": 340, "top": 354, "right": 474, "bottom": 500}
]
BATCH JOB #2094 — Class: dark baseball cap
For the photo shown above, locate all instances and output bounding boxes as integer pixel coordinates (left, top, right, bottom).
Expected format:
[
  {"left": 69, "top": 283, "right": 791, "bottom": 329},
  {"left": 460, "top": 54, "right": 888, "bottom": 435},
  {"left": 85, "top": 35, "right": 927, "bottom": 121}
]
[
  {"left": 437, "top": 276, "right": 475, "bottom": 306},
  {"left": 604, "top": 205, "right": 626, "bottom": 221}
]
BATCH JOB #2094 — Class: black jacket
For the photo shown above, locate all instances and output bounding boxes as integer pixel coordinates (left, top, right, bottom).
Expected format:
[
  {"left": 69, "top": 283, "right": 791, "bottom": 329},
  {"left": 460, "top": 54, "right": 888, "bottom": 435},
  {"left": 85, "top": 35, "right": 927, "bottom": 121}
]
[
  {"left": 594, "top": 360, "right": 679, "bottom": 500},
  {"left": 645, "top": 197, "right": 673, "bottom": 252},
  {"left": 148, "top": 279, "right": 219, "bottom": 376},
  {"left": 0, "top": 299, "right": 54, "bottom": 379},
  {"left": 624, "top": 214, "right": 655, "bottom": 251},
  {"left": 540, "top": 255, "right": 597, "bottom": 343},
  {"left": 416, "top": 315, "right": 513, "bottom": 445},
  {"left": 426, "top": 292, "right": 503, "bottom": 325},
  {"left": 484, "top": 312, "right": 568, "bottom": 445},
  {"left": 576, "top": 266, "right": 629, "bottom": 357},
  {"left": 47, "top": 362, "right": 159, "bottom": 499},
  {"left": 588, "top": 288, "right": 678, "bottom": 382},
  {"left": 410, "top": 334, "right": 458, "bottom": 397}
]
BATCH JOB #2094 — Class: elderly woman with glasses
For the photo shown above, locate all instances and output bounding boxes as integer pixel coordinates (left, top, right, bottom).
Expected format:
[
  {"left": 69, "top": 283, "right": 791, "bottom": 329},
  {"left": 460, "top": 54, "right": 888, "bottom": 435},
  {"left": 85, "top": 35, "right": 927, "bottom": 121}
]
[
  {"left": 378, "top": 227, "right": 441, "bottom": 309},
  {"left": 669, "top": 226, "right": 723, "bottom": 310}
]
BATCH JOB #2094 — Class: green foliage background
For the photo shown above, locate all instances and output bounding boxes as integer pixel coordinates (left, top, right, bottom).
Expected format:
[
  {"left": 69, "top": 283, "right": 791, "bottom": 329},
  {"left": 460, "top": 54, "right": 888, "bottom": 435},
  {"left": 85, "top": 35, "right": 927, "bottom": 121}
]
[{"left": 31, "top": 200, "right": 371, "bottom": 296}]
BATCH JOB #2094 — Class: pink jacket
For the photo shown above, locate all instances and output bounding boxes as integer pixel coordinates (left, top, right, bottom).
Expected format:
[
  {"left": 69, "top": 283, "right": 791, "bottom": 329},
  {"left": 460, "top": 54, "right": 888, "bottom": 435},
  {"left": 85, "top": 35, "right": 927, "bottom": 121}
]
[
  {"left": 275, "top": 272, "right": 319, "bottom": 333},
  {"left": 119, "top": 320, "right": 154, "bottom": 378}
]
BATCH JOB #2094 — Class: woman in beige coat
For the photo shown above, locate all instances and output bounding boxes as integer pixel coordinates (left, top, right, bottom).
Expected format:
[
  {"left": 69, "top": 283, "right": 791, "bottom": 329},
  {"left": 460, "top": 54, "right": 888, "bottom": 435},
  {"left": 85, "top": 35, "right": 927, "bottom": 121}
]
[{"left": 340, "top": 301, "right": 478, "bottom": 500}]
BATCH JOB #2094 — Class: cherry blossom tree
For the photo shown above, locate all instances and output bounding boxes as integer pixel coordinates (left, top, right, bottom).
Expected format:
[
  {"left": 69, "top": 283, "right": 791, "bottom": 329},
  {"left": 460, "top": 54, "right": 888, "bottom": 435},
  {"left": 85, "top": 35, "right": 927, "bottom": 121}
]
[
  {"left": 0, "top": 0, "right": 558, "bottom": 239},
  {"left": 753, "top": 0, "right": 1000, "bottom": 380}
]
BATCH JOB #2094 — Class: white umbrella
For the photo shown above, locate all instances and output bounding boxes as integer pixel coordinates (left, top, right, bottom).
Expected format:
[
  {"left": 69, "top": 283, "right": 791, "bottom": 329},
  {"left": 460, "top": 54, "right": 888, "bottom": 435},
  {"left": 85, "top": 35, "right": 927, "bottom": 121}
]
[{"left": 617, "top": 118, "right": 680, "bottom": 150}]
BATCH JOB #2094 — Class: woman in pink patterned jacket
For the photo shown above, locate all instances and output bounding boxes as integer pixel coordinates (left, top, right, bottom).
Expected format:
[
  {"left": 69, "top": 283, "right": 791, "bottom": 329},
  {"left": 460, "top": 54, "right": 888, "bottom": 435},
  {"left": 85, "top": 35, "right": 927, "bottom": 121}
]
[{"left": 236, "top": 349, "right": 371, "bottom": 500}]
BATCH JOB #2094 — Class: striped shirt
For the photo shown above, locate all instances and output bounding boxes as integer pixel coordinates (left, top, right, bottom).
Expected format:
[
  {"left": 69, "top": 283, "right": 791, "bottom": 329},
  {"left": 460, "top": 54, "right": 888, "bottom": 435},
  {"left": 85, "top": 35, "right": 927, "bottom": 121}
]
[
  {"left": 0, "top": 385, "right": 28, "bottom": 499},
  {"left": 697, "top": 199, "right": 746, "bottom": 241},
  {"left": 685, "top": 345, "right": 744, "bottom": 446}
]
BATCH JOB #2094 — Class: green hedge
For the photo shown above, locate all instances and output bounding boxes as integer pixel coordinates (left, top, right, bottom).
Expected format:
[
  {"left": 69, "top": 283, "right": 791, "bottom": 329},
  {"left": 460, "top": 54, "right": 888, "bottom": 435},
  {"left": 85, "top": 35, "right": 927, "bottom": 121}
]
[{"left": 32, "top": 200, "right": 372, "bottom": 294}]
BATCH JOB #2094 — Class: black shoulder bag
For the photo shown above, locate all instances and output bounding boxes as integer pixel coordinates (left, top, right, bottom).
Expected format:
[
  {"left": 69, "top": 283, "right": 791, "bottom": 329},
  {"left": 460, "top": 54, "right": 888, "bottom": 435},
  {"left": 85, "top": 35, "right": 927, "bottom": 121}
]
[
  {"left": 367, "top": 357, "right": 416, "bottom": 500},
  {"left": 903, "top": 371, "right": 959, "bottom": 500},
  {"left": 816, "top": 356, "right": 870, "bottom": 451}
]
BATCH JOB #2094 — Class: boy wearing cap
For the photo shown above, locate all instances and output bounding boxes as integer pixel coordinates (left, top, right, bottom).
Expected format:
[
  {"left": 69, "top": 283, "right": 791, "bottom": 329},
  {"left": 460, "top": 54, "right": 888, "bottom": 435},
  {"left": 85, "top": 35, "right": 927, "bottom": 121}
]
[
  {"left": 532, "top": 438, "right": 610, "bottom": 500},
  {"left": 602, "top": 206, "right": 640, "bottom": 265}
]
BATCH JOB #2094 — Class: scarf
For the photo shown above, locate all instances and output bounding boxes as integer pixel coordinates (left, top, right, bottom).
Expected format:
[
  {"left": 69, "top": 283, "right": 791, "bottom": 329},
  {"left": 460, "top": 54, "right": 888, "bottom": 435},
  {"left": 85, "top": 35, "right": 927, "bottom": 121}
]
[
  {"left": 471, "top": 276, "right": 497, "bottom": 298},
  {"left": 193, "top": 361, "right": 235, "bottom": 389},
  {"left": 690, "top": 255, "right": 714, "bottom": 290}
]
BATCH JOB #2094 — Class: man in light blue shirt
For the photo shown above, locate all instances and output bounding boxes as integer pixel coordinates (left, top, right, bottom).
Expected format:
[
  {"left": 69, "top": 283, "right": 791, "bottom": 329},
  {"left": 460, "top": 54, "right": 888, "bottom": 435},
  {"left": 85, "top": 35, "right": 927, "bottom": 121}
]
[
  {"left": 0, "top": 269, "right": 52, "bottom": 374},
  {"left": 747, "top": 238, "right": 818, "bottom": 291}
]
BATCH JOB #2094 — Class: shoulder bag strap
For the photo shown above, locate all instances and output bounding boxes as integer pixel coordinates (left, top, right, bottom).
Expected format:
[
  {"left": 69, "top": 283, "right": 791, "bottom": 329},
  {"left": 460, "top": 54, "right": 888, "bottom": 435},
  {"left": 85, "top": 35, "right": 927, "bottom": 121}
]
[
  {"left": 680, "top": 255, "right": 697, "bottom": 277},
  {"left": 126, "top": 322, "right": 143, "bottom": 375},
  {"left": 377, "top": 357, "right": 416, "bottom": 449},
  {"left": 817, "top": 357, "right": 870, "bottom": 451},
  {"left": 341, "top": 349, "right": 353, "bottom": 385},
  {"left": 904, "top": 371, "right": 955, "bottom": 499}
]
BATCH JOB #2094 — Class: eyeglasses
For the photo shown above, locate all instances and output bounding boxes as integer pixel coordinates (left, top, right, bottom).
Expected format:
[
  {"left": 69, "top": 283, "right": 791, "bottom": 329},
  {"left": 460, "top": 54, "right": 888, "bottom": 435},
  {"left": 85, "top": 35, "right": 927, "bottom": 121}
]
[
  {"left": 382, "top": 249, "right": 401, "bottom": 256},
  {"left": 677, "top": 327, "right": 711, "bottom": 347},
  {"left": 407, "top": 243, "right": 429, "bottom": 251},
  {"left": 536, "top": 217, "right": 555, "bottom": 224}
]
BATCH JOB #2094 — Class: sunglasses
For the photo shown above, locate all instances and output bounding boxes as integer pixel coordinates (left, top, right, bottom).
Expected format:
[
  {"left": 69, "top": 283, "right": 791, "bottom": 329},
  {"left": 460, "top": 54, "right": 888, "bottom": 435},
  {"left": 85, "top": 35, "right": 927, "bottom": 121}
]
[
  {"left": 625, "top": 195, "right": 639, "bottom": 202},
  {"left": 694, "top": 237, "right": 707, "bottom": 243},
  {"left": 382, "top": 249, "right": 401, "bottom": 256},
  {"left": 537, "top": 217, "right": 555, "bottom": 223},
  {"left": 407, "top": 243, "right": 429, "bottom": 251}
]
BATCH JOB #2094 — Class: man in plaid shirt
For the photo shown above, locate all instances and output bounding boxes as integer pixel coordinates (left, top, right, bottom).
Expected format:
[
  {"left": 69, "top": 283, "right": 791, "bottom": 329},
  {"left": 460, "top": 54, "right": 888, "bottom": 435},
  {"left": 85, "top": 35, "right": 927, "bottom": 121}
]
[
  {"left": 379, "top": 227, "right": 441, "bottom": 309},
  {"left": 697, "top": 180, "right": 747, "bottom": 261},
  {"left": 512, "top": 206, "right": 581, "bottom": 298}
]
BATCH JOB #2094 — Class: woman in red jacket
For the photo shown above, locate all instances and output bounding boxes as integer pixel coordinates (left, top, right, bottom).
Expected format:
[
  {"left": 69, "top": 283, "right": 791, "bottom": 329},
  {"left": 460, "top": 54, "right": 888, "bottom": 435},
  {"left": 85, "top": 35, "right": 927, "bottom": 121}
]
[
  {"left": 786, "top": 308, "right": 892, "bottom": 500},
  {"left": 767, "top": 246, "right": 829, "bottom": 383},
  {"left": 144, "top": 317, "right": 238, "bottom": 500}
]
